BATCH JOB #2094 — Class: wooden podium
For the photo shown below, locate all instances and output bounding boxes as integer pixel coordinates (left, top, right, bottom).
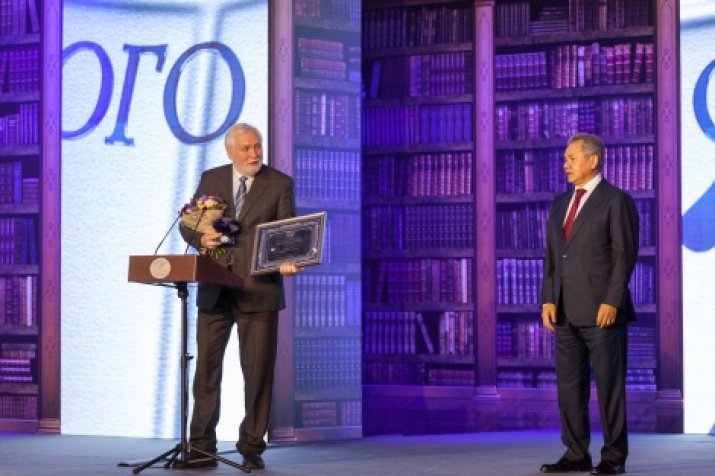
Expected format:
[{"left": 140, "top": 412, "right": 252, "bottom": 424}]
[
  {"left": 125, "top": 255, "right": 247, "bottom": 473},
  {"left": 128, "top": 254, "right": 242, "bottom": 287}
]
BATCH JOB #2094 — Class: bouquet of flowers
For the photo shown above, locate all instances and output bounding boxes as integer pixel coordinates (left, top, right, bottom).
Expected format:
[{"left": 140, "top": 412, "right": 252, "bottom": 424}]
[
  {"left": 180, "top": 194, "right": 228, "bottom": 234},
  {"left": 180, "top": 194, "right": 241, "bottom": 257}
]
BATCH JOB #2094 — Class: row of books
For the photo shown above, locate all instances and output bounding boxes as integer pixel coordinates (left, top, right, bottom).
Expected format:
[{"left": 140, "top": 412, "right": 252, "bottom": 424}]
[
  {"left": 498, "top": 370, "right": 557, "bottom": 388},
  {"left": 496, "top": 42, "right": 654, "bottom": 91},
  {"left": 497, "top": 258, "right": 544, "bottom": 306},
  {"left": 0, "top": 275, "right": 37, "bottom": 327},
  {"left": 570, "top": 0, "right": 651, "bottom": 32},
  {"left": 363, "top": 203, "right": 474, "bottom": 250},
  {"left": 294, "top": 0, "right": 360, "bottom": 24},
  {"left": 0, "top": 0, "right": 39, "bottom": 36},
  {"left": 294, "top": 338, "right": 361, "bottom": 392},
  {"left": 497, "top": 149, "right": 571, "bottom": 195},
  {"left": 294, "top": 89, "right": 359, "bottom": 139},
  {"left": 496, "top": 96, "right": 654, "bottom": 141},
  {"left": 497, "top": 324, "right": 657, "bottom": 362},
  {"left": 300, "top": 400, "right": 362, "bottom": 428},
  {"left": 364, "top": 363, "right": 476, "bottom": 386},
  {"left": 496, "top": 198, "right": 656, "bottom": 249},
  {"left": 0, "top": 102, "right": 38, "bottom": 146},
  {"left": 0, "top": 394, "right": 36, "bottom": 420},
  {"left": 495, "top": 2, "right": 551, "bottom": 38},
  {"left": 0, "top": 161, "right": 37, "bottom": 204},
  {"left": 496, "top": 145, "right": 655, "bottom": 194},
  {"left": 363, "top": 153, "right": 473, "bottom": 198},
  {"left": 496, "top": 258, "right": 655, "bottom": 306},
  {"left": 0, "top": 46, "right": 39, "bottom": 94},
  {"left": 294, "top": 148, "right": 359, "bottom": 201},
  {"left": 363, "top": 361, "right": 425, "bottom": 385},
  {"left": 1, "top": 341, "right": 35, "bottom": 358},
  {"left": 0, "top": 217, "right": 36, "bottom": 265},
  {"left": 362, "top": 103, "right": 473, "bottom": 147},
  {"left": 319, "top": 213, "right": 360, "bottom": 265},
  {"left": 362, "top": 5, "right": 473, "bottom": 51},
  {"left": 495, "top": 0, "right": 651, "bottom": 38},
  {"left": 364, "top": 311, "right": 474, "bottom": 357},
  {"left": 497, "top": 203, "right": 549, "bottom": 250},
  {"left": 0, "top": 357, "right": 31, "bottom": 382},
  {"left": 365, "top": 258, "right": 473, "bottom": 305},
  {"left": 603, "top": 145, "right": 655, "bottom": 191},
  {"left": 427, "top": 368, "right": 474, "bottom": 386},
  {"left": 498, "top": 368, "right": 655, "bottom": 390},
  {"left": 628, "top": 326, "right": 657, "bottom": 361},
  {"left": 364, "top": 52, "right": 473, "bottom": 99},
  {"left": 497, "top": 321, "right": 555, "bottom": 359},
  {"left": 296, "top": 37, "right": 360, "bottom": 82},
  {"left": 630, "top": 260, "right": 655, "bottom": 305},
  {"left": 293, "top": 274, "right": 360, "bottom": 328}
]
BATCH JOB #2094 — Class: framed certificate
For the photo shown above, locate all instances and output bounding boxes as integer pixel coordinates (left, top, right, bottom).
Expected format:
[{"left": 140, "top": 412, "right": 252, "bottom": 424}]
[{"left": 250, "top": 212, "right": 326, "bottom": 275}]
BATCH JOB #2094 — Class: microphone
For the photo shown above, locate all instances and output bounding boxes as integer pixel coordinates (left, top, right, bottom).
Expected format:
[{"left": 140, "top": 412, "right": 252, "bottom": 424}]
[
  {"left": 154, "top": 206, "right": 187, "bottom": 255},
  {"left": 184, "top": 207, "right": 207, "bottom": 254}
]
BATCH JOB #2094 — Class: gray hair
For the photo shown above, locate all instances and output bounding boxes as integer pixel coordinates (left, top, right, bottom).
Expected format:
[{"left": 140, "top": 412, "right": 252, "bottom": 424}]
[
  {"left": 567, "top": 133, "right": 605, "bottom": 170},
  {"left": 224, "top": 123, "right": 262, "bottom": 151}
]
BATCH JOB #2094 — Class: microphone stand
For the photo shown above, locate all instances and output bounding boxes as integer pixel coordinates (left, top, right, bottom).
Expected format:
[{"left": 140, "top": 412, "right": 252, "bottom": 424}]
[
  {"left": 154, "top": 208, "right": 186, "bottom": 255},
  {"left": 185, "top": 207, "right": 207, "bottom": 255}
]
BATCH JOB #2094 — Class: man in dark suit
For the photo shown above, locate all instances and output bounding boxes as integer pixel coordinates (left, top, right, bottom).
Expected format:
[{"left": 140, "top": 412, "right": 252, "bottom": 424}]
[
  {"left": 180, "top": 123, "right": 297, "bottom": 470},
  {"left": 540, "top": 133, "right": 639, "bottom": 475}
]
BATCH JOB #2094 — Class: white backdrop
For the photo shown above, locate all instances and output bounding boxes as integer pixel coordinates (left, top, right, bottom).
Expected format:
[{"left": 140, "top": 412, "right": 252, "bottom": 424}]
[
  {"left": 61, "top": 0, "right": 268, "bottom": 439},
  {"left": 681, "top": 0, "right": 715, "bottom": 434}
]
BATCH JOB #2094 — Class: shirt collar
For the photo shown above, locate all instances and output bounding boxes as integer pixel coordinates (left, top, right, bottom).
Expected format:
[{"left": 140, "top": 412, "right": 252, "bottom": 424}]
[{"left": 578, "top": 173, "right": 602, "bottom": 194}]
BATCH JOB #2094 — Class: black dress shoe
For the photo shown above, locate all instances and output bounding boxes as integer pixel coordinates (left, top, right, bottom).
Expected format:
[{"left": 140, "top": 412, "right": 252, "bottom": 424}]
[
  {"left": 241, "top": 452, "right": 265, "bottom": 470},
  {"left": 541, "top": 456, "right": 593, "bottom": 473},
  {"left": 591, "top": 461, "right": 625, "bottom": 474}
]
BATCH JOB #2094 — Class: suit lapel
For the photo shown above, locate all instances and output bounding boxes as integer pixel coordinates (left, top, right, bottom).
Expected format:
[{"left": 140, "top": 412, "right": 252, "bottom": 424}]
[
  {"left": 238, "top": 166, "right": 269, "bottom": 221},
  {"left": 554, "top": 193, "right": 570, "bottom": 249},
  {"left": 216, "top": 165, "right": 234, "bottom": 217},
  {"left": 563, "top": 180, "right": 609, "bottom": 247}
]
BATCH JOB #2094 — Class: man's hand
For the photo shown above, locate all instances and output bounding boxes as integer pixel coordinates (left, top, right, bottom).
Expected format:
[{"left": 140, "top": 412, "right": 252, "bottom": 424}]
[
  {"left": 596, "top": 303, "right": 618, "bottom": 328},
  {"left": 541, "top": 303, "right": 557, "bottom": 332},
  {"left": 200, "top": 231, "right": 223, "bottom": 250},
  {"left": 279, "top": 262, "right": 301, "bottom": 276}
]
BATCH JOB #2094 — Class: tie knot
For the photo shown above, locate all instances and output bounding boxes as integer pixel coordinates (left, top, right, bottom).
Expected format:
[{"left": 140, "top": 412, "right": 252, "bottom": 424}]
[
  {"left": 240, "top": 176, "right": 247, "bottom": 183},
  {"left": 575, "top": 188, "right": 586, "bottom": 198}
]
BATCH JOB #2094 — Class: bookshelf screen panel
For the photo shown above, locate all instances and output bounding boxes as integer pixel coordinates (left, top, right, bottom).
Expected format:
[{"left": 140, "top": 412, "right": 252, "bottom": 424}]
[
  {"left": 292, "top": 0, "right": 362, "bottom": 434},
  {"left": 0, "top": 0, "right": 41, "bottom": 426}
]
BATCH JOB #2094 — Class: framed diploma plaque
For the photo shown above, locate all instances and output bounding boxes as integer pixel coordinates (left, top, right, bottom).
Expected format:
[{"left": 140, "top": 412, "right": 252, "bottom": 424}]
[{"left": 250, "top": 212, "right": 326, "bottom": 275}]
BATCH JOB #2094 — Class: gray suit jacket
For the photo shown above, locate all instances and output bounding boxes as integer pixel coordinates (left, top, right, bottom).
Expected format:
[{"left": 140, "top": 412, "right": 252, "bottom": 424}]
[
  {"left": 180, "top": 164, "right": 295, "bottom": 312},
  {"left": 541, "top": 179, "right": 639, "bottom": 326}
]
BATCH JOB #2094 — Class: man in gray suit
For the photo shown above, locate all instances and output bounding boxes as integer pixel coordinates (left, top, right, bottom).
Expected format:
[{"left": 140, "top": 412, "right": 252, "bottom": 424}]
[
  {"left": 180, "top": 123, "right": 297, "bottom": 470},
  {"left": 540, "top": 133, "right": 639, "bottom": 475}
]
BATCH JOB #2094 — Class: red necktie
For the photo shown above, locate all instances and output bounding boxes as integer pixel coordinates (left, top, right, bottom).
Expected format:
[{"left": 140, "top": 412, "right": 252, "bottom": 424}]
[{"left": 563, "top": 188, "right": 586, "bottom": 241}]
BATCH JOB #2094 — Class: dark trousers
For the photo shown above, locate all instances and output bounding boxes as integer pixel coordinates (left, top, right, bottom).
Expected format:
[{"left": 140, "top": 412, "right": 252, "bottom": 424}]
[
  {"left": 555, "top": 312, "right": 629, "bottom": 464},
  {"left": 189, "top": 296, "right": 278, "bottom": 455}
]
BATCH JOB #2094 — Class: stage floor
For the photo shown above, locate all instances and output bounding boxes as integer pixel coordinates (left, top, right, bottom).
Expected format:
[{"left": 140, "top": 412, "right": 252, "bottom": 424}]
[{"left": 1, "top": 429, "right": 714, "bottom": 475}]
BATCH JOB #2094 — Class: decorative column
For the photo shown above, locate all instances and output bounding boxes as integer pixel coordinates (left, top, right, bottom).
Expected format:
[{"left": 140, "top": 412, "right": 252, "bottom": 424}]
[
  {"left": 268, "top": 0, "right": 297, "bottom": 442},
  {"left": 39, "top": 0, "right": 62, "bottom": 434},
  {"left": 655, "top": 0, "right": 683, "bottom": 433},
  {"left": 473, "top": 0, "right": 497, "bottom": 396}
]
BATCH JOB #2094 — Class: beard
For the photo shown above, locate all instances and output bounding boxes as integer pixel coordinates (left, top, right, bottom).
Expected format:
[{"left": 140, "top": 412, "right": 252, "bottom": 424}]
[{"left": 236, "top": 161, "right": 262, "bottom": 177}]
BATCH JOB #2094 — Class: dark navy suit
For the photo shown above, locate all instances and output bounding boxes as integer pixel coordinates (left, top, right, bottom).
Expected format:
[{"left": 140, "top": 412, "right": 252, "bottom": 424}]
[{"left": 541, "top": 179, "right": 639, "bottom": 465}]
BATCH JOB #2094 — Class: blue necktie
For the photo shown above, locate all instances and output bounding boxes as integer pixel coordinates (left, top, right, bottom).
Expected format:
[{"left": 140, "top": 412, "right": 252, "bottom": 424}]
[{"left": 235, "top": 176, "right": 247, "bottom": 219}]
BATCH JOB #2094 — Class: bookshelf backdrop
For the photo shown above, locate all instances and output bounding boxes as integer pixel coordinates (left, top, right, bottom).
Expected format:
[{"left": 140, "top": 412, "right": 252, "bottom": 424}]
[
  {"left": 0, "top": 0, "right": 47, "bottom": 432},
  {"left": 269, "top": 0, "right": 362, "bottom": 442},
  {"left": 361, "top": 0, "right": 682, "bottom": 435}
]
